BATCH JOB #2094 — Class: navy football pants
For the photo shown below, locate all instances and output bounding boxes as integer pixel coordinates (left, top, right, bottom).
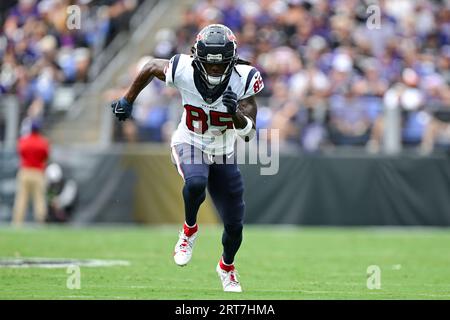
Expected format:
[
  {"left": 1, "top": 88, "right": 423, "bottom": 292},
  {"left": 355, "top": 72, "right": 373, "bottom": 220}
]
[{"left": 171, "top": 144, "right": 245, "bottom": 265}]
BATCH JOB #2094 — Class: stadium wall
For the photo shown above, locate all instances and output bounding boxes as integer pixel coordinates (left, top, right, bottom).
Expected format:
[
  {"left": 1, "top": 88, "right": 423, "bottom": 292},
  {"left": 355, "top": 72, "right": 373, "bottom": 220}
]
[
  {"left": 1, "top": 147, "right": 449, "bottom": 226},
  {"left": 241, "top": 152, "right": 450, "bottom": 226}
]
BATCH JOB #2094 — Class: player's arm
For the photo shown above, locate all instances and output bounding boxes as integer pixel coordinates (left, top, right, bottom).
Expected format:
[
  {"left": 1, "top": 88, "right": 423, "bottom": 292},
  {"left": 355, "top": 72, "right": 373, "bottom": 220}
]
[
  {"left": 234, "top": 95, "right": 257, "bottom": 142},
  {"left": 223, "top": 67, "right": 263, "bottom": 140},
  {"left": 110, "top": 58, "right": 169, "bottom": 121},
  {"left": 223, "top": 85, "right": 258, "bottom": 141},
  {"left": 234, "top": 95, "right": 257, "bottom": 130},
  {"left": 124, "top": 58, "right": 168, "bottom": 103}
]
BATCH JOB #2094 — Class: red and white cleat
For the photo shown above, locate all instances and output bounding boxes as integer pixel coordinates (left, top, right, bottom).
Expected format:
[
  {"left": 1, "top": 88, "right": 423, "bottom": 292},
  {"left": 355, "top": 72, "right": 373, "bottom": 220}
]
[
  {"left": 216, "top": 259, "right": 242, "bottom": 292},
  {"left": 173, "top": 225, "right": 198, "bottom": 267}
]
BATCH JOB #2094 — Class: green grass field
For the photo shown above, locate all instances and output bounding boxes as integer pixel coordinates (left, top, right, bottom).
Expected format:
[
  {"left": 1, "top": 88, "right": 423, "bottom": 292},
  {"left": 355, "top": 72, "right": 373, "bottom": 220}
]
[{"left": 1, "top": 225, "right": 450, "bottom": 300}]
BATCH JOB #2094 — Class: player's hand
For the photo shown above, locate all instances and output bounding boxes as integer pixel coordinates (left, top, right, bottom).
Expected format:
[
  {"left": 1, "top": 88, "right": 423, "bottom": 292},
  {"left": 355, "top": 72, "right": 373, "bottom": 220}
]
[
  {"left": 223, "top": 86, "right": 238, "bottom": 115},
  {"left": 110, "top": 97, "right": 133, "bottom": 121}
]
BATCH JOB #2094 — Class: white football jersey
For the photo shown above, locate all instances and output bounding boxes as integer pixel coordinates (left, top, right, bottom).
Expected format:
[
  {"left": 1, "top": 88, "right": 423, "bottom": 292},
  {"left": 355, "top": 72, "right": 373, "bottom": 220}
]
[{"left": 164, "top": 54, "right": 264, "bottom": 155}]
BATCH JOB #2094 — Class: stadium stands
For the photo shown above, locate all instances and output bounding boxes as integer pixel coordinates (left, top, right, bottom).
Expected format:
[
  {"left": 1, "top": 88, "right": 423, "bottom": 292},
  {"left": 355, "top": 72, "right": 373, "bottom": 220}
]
[
  {"left": 1, "top": 0, "right": 450, "bottom": 151},
  {"left": 0, "top": 0, "right": 143, "bottom": 136},
  {"left": 115, "top": 0, "right": 450, "bottom": 154}
]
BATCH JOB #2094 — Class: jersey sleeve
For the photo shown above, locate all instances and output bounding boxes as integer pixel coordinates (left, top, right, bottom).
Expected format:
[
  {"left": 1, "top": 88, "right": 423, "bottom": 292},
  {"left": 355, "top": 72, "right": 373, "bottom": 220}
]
[
  {"left": 164, "top": 54, "right": 182, "bottom": 88},
  {"left": 240, "top": 68, "right": 264, "bottom": 100}
]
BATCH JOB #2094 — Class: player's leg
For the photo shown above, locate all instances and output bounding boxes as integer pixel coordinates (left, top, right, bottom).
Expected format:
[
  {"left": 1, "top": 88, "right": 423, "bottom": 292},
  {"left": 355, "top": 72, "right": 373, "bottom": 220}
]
[
  {"left": 31, "top": 170, "right": 47, "bottom": 224},
  {"left": 208, "top": 157, "right": 245, "bottom": 292},
  {"left": 12, "top": 169, "right": 30, "bottom": 227},
  {"left": 172, "top": 143, "right": 210, "bottom": 228},
  {"left": 171, "top": 143, "right": 210, "bottom": 266}
]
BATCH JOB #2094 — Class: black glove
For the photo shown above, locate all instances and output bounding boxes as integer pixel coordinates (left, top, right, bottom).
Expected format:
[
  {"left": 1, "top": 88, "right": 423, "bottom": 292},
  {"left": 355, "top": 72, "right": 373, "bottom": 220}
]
[
  {"left": 222, "top": 86, "right": 238, "bottom": 115},
  {"left": 110, "top": 97, "right": 133, "bottom": 121}
]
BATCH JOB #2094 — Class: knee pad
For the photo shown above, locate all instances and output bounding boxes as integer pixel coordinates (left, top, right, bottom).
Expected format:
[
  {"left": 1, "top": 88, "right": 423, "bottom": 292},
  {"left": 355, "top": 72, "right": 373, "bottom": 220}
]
[{"left": 184, "top": 176, "right": 208, "bottom": 197}]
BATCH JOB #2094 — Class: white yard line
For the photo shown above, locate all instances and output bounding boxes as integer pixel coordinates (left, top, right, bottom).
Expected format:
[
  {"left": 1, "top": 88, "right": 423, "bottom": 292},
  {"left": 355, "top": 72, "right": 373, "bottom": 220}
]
[{"left": 0, "top": 257, "right": 130, "bottom": 268}]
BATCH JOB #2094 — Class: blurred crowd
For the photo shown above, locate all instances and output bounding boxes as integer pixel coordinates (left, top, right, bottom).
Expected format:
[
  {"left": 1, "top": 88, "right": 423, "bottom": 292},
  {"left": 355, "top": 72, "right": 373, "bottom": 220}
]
[
  {"left": 114, "top": 0, "right": 450, "bottom": 154},
  {"left": 0, "top": 0, "right": 140, "bottom": 135}
]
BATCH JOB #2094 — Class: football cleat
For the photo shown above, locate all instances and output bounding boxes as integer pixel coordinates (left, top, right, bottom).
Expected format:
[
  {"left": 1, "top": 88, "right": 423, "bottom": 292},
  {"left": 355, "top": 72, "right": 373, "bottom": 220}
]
[
  {"left": 216, "top": 262, "right": 242, "bottom": 292},
  {"left": 173, "top": 229, "right": 198, "bottom": 266}
]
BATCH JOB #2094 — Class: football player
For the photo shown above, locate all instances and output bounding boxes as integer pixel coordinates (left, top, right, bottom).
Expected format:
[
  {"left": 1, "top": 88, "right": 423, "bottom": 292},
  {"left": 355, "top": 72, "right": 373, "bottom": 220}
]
[{"left": 110, "top": 24, "right": 264, "bottom": 292}]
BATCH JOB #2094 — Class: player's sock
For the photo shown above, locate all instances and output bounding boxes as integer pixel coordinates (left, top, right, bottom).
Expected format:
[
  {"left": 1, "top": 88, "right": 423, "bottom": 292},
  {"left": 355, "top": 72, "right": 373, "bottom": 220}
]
[
  {"left": 184, "top": 222, "right": 198, "bottom": 237},
  {"left": 219, "top": 256, "right": 234, "bottom": 272}
]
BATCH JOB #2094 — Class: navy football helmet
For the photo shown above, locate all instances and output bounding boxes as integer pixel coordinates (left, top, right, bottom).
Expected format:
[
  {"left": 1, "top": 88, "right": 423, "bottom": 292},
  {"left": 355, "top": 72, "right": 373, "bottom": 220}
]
[{"left": 192, "top": 24, "right": 238, "bottom": 86}]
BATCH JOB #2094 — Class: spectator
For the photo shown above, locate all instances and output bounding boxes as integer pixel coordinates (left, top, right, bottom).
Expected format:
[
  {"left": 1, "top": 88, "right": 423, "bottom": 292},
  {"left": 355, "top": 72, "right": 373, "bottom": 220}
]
[
  {"left": 420, "top": 74, "right": 450, "bottom": 154},
  {"left": 328, "top": 84, "right": 372, "bottom": 146},
  {"left": 367, "top": 68, "right": 425, "bottom": 153},
  {"left": 12, "top": 119, "right": 50, "bottom": 226},
  {"left": 420, "top": 110, "right": 450, "bottom": 154},
  {"left": 270, "top": 100, "right": 301, "bottom": 148}
]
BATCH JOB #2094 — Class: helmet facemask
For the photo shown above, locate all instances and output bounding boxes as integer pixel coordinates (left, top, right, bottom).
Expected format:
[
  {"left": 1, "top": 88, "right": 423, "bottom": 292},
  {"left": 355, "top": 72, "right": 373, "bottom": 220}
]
[{"left": 195, "top": 59, "right": 234, "bottom": 86}]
